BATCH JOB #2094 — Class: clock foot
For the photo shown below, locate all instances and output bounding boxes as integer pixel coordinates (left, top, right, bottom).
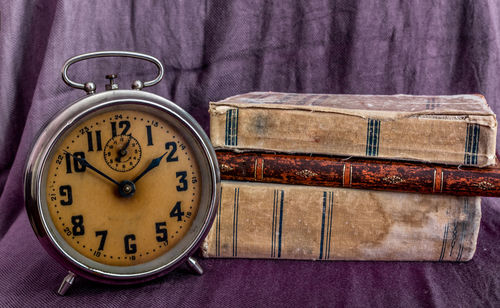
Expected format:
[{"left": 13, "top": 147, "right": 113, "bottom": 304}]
[
  {"left": 57, "top": 271, "right": 76, "bottom": 296},
  {"left": 186, "top": 257, "right": 204, "bottom": 275}
]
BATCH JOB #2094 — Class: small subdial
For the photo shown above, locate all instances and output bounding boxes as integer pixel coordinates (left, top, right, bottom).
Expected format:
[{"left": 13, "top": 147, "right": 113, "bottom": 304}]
[{"left": 104, "top": 135, "right": 142, "bottom": 172}]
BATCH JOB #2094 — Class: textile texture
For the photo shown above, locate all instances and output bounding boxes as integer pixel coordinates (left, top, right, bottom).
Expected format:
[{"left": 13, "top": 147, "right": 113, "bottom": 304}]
[{"left": 1, "top": 1, "right": 499, "bottom": 307}]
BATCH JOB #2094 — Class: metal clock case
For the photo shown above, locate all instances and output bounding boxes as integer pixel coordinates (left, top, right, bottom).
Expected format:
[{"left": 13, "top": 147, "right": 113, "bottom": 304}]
[{"left": 24, "top": 51, "right": 220, "bottom": 295}]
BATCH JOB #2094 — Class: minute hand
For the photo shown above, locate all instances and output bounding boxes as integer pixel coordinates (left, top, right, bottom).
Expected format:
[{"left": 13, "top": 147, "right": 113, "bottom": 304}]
[
  {"left": 132, "top": 151, "right": 169, "bottom": 183},
  {"left": 116, "top": 134, "right": 132, "bottom": 162},
  {"left": 65, "top": 151, "right": 120, "bottom": 186}
]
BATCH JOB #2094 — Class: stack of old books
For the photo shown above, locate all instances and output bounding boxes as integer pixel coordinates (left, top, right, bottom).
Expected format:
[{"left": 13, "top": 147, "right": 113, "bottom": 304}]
[{"left": 201, "top": 92, "right": 498, "bottom": 261}]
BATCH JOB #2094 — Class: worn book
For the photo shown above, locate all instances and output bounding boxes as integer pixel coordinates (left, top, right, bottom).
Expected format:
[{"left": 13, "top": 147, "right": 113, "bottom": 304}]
[
  {"left": 202, "top": 181, "right": 481, "bottom": 261},
  {"left": 209, "top": 92, "right": 497, "bottom": 167},
  {"left": 217, "top": 151, "right": 500, "bottom": 197}
]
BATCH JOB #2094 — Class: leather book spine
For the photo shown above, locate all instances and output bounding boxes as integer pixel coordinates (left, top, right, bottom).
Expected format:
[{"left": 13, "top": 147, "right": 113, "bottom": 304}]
[
  {"left": 202, "top": 181, "right": 481, "bottom": 261},
  {"left": 217, "top": 151, "right": 500, "bottom": 197}
]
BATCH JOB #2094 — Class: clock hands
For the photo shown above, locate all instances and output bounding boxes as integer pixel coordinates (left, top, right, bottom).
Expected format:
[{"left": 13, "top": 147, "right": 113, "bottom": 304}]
[
  {"left": 64, "top": 147, "right": 170, "bottom": 197},
  {"left": 119, "top": 150, "right": 169, "bottom": 197},
  {"left": 116, "top": 135, "right": 132, "bottom": 162},
  {"left": 64, "top": 151, "right": 120, "bottom": 186},
  {"left": 132, "top": 150, "right": 169, "bottom": 184}
]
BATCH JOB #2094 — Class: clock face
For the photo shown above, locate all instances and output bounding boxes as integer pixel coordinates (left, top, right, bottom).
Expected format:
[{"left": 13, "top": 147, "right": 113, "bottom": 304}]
[{"left": 44, "top": 108, "right": 201, "bottom": 267}]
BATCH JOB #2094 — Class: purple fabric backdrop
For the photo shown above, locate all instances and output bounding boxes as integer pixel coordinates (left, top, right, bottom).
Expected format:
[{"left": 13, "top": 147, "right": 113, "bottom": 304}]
[{"left": 1, "top": 1, "right": 499, "bottom": 306}]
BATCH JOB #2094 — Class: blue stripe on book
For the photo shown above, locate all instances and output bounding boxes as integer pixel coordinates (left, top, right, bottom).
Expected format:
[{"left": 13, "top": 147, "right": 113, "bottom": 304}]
[
  {"left": 464, "top": 123, "right": 480, "bottom": 165},
  {"left": 277, "top": 190, "right": 284, "bottom": 258},
  {"left": 465, "top": 123, "right": 472, "bottom": 164},
  {"left": 232, "top": 109, "right": 238, "bottom": 146},
  {"left": 224, "top": 109, "right": 239, "bottom": 146},
  {"left": 449, "top": 221, "right": 459, "bottom": 257},
  {"left": 472, "top": 124, "right": 480, "bottom": 165},
  {"left": 230, "top": 109, "right": 234, "bottom": 146},
  {"left": 319, "top": 192, "right": 327, "bottom": 260},
  {"left": 326, "top": 192, "right": 333, "bottom": 260},
  {"left": 232, "top": 187, "right": 239, "bottom": 257},
  {"left": 365, "top": 120, "right": 372, "bottom": 156},
  {"left": 271, "top": 190, "right": 277, "bottom": 258},
  {"left": 225, "top": 109, "right": 230, "bottom": 146},
  {"left": 456, "top": 229, "right": 464, "bottom": 261},
  {"left": 365, "top": 119, "right": 381, "bottom": 156},
  {"left": 467, "top": 124, "right": 472, "bottom": 164},
  {"left": 270, "top": 190, "right": 284, "bottom": 258},
  {"left": 439, "top": 224, "right": 449, "bottom": 261}
]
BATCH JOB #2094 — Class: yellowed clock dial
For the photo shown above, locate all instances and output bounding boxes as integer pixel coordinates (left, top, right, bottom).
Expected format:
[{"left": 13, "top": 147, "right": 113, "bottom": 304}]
[{"left": 45, "top": 109, "right": 201, "bottom": 266}]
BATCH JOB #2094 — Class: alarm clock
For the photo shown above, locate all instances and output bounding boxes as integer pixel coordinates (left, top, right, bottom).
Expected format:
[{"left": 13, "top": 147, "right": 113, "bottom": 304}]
[{"left": 24, "top": 51, "right": 220, "bottom": 295}]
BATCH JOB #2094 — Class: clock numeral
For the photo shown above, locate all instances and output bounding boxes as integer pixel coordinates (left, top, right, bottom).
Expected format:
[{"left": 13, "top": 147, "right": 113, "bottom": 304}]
[
  {"left": 191, "top": 176, "right": 198, "bottom": 184},
  {"left": 176, "top": 171, "right": 188, "bottom": 191},
  {"left": 79, "top": 126, "right": 90, "bottom": 134},
  {"left": 124, "top": 234, "right": 137, "bottom": 254},
  {"left": 71, "top": 215, "right": 85, "bottom": 236},
  {"left": 146, "top": 125, "right": 153, "bottom": 146},
  {"left": 65, "top": 152, "right": 86, "bottom": 174},
  {"left": 87, "top": 130, "right": 102, "bottom": 152},
  {"left": 111, "top": 120, "right": 130, "bottom": 137},
  {"left": 63, "top": 227, "right": 72, "bottom": 236},
  {"left": 170, "top": 201, "right": 184, "bottom": 222},
  {"left": 55, "top": 154, "right": 64, "bottom": 165},
  {"left": 165, "top": 142, "right": 178, "bottom": 162},
  {"left": 95, "top": 230, "right": 108, "bottom": 250},
  {"left": 59, "top": 185, "right": 73, "bottom": 206},
  {"left": 155, "top": 222, "right": 168, "bottom": 243}
]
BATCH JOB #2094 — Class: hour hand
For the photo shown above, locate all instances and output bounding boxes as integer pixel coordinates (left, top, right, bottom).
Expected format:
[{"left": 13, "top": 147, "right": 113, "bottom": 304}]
[
  {"left": 64, "top": 151, "right": 119, "bottom": 186},
  {"left": 116, "top": 134, "right": 132, "bottom": 162},
  {"left": 132, "top": 151, "right": 169, "bottom": 183}
]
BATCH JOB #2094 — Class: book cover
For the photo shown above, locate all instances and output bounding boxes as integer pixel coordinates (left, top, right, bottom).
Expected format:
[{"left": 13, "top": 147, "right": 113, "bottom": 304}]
[
  {"left": 202, "top": 181, "right": 481, "bottom": 261},
  {"left": 217, "top": 151, "right": 500, "bottom": 197},
  {"left": 209, "top": 92, "right": 497, "bottom": 166}
]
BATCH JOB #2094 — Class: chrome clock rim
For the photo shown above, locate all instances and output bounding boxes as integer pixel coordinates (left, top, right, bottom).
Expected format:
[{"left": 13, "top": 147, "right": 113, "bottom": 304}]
[{"left": 24, "top": 90, "right": 220, "bottom": 284}]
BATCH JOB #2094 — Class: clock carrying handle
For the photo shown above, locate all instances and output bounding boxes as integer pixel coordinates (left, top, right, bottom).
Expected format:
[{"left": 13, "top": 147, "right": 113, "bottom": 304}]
[{"left": 61, "top": 51, "right": 164, "bottom": 94}]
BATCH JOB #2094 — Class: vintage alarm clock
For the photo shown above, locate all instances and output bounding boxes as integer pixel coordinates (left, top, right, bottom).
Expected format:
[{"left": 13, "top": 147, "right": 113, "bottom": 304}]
[{"left": 24, "top": 51, "right": 220, "bottom": 295}]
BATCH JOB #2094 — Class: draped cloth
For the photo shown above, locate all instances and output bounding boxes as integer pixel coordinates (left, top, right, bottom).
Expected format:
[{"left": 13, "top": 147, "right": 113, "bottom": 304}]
[{"left": 1, "top": 1, "right": 499, "bottom": 306}]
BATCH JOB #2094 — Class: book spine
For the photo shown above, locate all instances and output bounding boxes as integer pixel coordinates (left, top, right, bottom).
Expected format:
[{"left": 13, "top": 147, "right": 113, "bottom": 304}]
[
  {"left": 202, "top": 181, "right": 481, "bottom": 261},
  {"left": 216, "top": 151, "right": 500, "bottom": 197},
  {"left": 209, "top": 104, "right": 496, "bottom": 167}
]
